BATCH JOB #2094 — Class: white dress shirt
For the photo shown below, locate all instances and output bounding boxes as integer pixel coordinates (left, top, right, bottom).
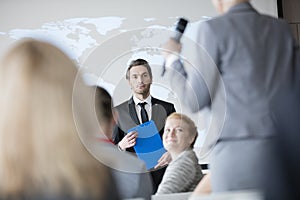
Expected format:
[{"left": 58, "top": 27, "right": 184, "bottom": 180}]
[{"left": 133, "top": 95, "right": 152, "bottom": 124}]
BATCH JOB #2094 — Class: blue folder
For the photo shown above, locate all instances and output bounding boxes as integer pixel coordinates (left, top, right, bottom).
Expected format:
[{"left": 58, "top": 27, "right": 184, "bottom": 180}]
[{"left": 128, "top": 120, "right": 166, "bottom": 170}]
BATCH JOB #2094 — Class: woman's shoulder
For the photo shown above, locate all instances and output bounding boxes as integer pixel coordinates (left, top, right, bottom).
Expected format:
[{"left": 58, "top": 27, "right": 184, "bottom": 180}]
[{"left": 172, "top": 149, "right": 199, "bottom": 166}]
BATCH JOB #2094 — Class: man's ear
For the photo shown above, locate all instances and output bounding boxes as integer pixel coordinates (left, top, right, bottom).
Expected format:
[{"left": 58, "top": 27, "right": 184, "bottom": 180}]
[
  {"left": 110, "top": 118, "right": 116, "bottom": 132},
  {"left": 112, "top": 110, "right": 118, "bottom": 125},
  {"left": 106, "top": 110, "right": 118, "bottom": 139},
  {"left": 127, "top": 78, "right": 132, "bottom": 88}
]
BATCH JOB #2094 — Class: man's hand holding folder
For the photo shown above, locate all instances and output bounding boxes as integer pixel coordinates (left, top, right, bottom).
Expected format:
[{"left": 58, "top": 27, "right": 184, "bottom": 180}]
[{"left": 118, "top": 131, "right": 138, "bottom": 151}]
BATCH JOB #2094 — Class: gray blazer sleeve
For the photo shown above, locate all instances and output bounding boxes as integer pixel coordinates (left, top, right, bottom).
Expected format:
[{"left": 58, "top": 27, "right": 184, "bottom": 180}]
[{"left": 167, "top": 21, "right": 222, "bottom": 113}]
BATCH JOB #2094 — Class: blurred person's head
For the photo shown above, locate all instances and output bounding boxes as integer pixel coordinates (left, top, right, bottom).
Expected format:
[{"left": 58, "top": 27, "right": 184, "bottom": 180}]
[
  {"left": 211, "top": 0, "right": 249, "bottom": 14},
  {"left": 94, "top": 86, "right": 116, "bottom": 139},
  {"left": 163, "top": 113, "right": 198, "bottom": 159},
  {"left": 0, "top": 39, "right": 111, "bottom": 199},
  {"left": 126, "top": 58, "right": 153, "bottom": 100}
]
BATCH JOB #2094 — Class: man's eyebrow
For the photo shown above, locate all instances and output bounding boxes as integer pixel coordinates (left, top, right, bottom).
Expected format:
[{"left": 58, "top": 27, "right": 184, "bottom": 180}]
[{"left": 131, "top": 72, "right": 149, "bottom": 75}]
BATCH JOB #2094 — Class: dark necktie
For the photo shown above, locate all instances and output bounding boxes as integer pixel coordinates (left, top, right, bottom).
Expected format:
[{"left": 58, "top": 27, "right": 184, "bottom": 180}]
[{"left": 138, "top": 102, "right": 149, "bottom": 123}]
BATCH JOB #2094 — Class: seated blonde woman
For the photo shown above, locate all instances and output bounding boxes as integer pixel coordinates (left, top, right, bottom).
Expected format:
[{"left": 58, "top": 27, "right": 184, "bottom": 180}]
[
  {"left": 0, "top": 39, "right": 118, "bottom": 200},
  {"left": 156, "top": 113, "right": 203, "bottom": 194}
]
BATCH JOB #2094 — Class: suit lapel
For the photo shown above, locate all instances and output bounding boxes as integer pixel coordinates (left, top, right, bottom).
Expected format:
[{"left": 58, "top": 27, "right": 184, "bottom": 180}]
[
  {"left": 151, "top": 97, "right": 167, "bottom": 132},
  {"left": 128, "top": 96, "right": 168, "bottom": 131},
  {"left": 128, "top": 97, "right": 140, "bottom": 125},
  {"left": 151, "top": 97, "right": 159, "bottom": 122}
]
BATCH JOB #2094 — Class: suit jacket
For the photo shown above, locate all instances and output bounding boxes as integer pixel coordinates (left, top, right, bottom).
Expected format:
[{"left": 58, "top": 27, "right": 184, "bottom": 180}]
[
  {"left": 168, "top": 2, "right": 300, "bottom": 142},
  {"left": 113, "top": 96, "right": 176, "bottom": 150},
  {"left": 167, "top": 2, "right": 300, "bottom": 191},
  {"left": 112, "top": 96, "right": 175, "bottom": 193}
]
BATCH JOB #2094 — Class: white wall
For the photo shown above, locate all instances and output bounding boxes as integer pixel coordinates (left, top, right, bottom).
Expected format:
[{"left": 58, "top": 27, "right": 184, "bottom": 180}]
[
  {"left": 0, "top": 0, "right": 278, "bottom": 159},
  {"left": 0, "top": 0, "right": 277, "bottom": 57}
]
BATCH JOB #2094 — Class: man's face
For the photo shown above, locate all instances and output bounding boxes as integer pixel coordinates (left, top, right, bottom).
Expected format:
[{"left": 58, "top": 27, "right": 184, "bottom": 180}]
[{"left": 128, "top": 65, "right": 152, "bottom": 97}]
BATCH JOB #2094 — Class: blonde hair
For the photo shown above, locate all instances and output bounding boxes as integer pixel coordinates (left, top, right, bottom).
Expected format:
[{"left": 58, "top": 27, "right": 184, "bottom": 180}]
[
  {"left": 166, "top": 113, "right": 198, "bottom": 148},
  {"left": 0, "top": 39, "right": 109, "bottom": 199}
]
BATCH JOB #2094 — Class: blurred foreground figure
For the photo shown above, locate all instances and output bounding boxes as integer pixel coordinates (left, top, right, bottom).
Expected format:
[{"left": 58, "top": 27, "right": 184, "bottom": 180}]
[
  {"left": 0, "top": 39, "right": 118, "bottom": 200},
  {"left": 163, "top": 0, "right": 300, "bottom": 195},
  {"left": 94, "top": 86, "right": 153, "bottom": 200}
]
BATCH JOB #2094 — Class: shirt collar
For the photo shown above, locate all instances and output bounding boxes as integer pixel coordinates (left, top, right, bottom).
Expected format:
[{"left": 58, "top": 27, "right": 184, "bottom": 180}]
[{"left": 133, "top": 95, "right": 152, "bottom": 106}]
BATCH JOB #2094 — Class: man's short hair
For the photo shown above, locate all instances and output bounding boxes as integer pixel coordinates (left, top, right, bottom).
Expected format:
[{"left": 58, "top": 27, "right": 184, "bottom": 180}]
[
  {"left": 126, "top": 58, "right": 153, "bottom": 80},
  {"left": 95, "top": 86, "right": 113, "bottom": 124}
]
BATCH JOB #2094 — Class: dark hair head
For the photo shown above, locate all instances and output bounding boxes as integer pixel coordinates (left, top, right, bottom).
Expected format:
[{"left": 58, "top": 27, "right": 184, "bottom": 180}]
[
  {"left": 94, "top": 86, "right": 113, "bottom": 124},
  {"left": 126, "top": 58, "right": 152, "bottom": 80}
]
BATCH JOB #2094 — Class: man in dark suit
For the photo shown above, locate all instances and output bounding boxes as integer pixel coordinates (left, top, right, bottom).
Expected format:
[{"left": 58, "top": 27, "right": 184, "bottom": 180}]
[{"left": 113, "top": 58, "right": 176, "bottom": 193}]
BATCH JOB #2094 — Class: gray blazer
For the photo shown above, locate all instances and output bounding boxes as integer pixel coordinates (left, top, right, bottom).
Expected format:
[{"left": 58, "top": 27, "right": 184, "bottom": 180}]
[
  {"left": 167, "top": 2, "right": 300, "bottom": 191},
  {"left": 168, "top": 2, "right": 300, "bottom": 141}
]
